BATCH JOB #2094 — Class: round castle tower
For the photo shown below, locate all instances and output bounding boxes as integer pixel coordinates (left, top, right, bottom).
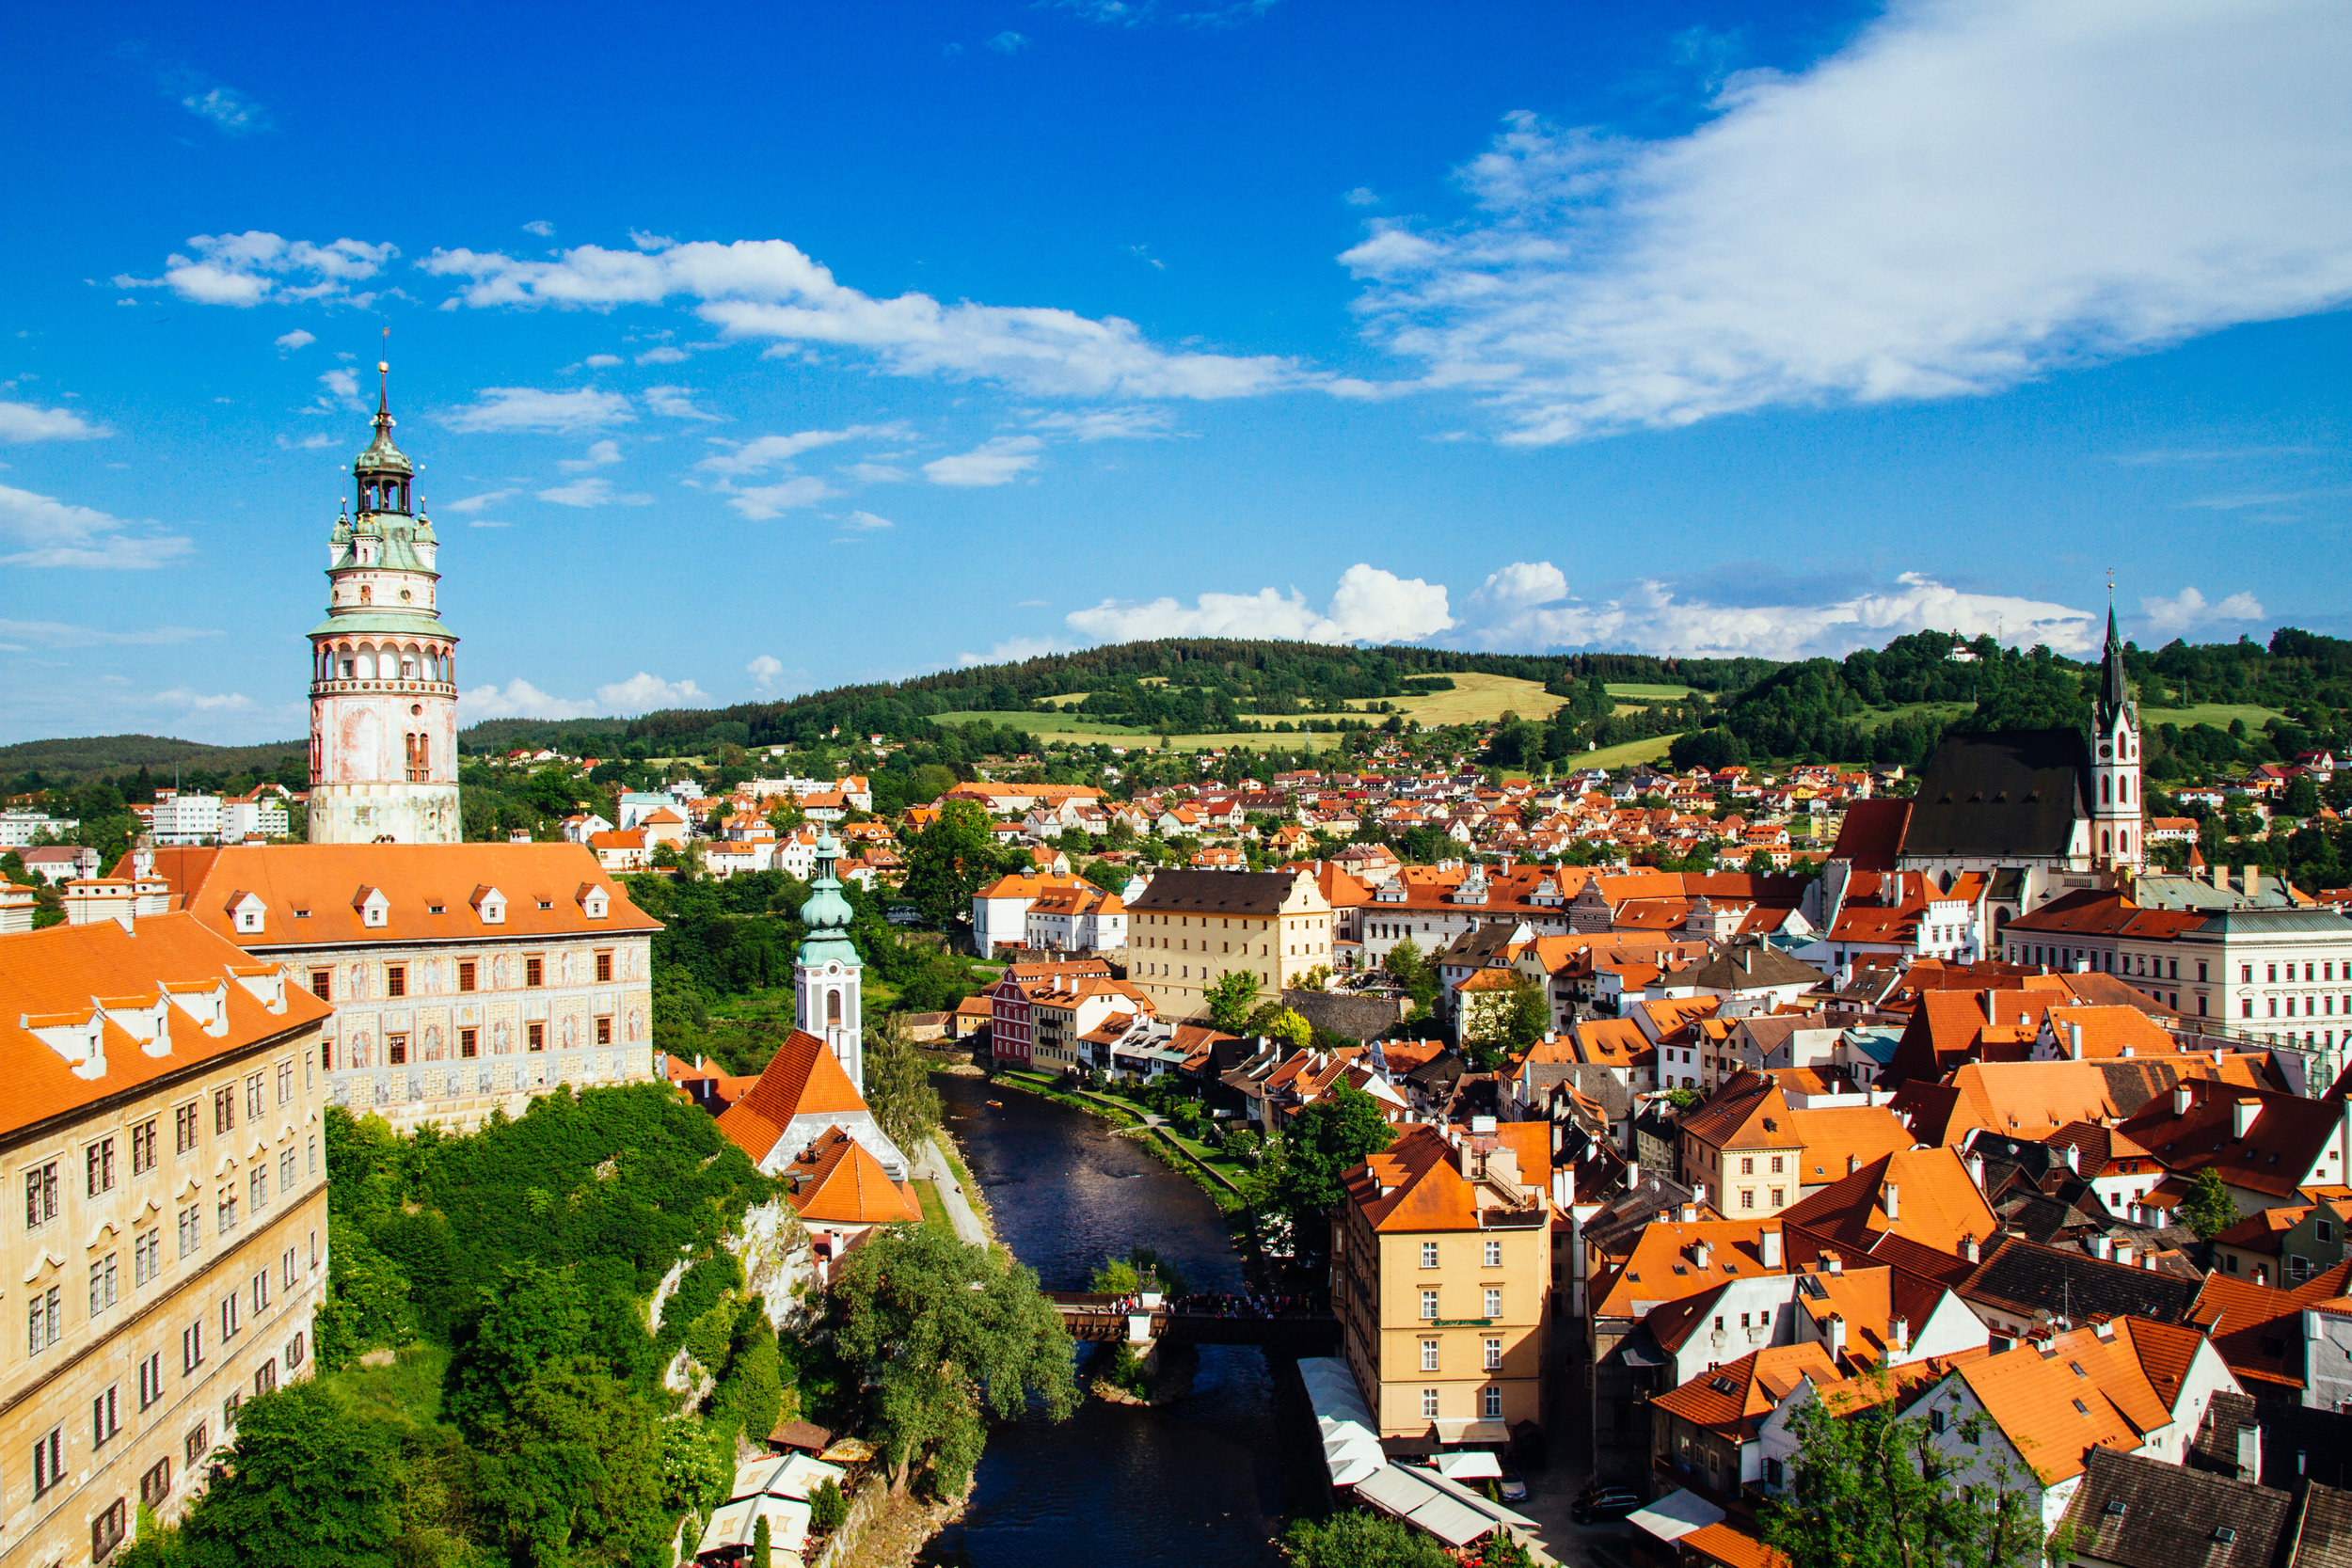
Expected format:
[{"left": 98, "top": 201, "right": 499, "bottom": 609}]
[{"left": 306, "top": 363, "right": 461, "bottom": 844}]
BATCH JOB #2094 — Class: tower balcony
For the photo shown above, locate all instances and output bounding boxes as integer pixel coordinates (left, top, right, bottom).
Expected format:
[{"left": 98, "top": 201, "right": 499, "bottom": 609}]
[{"left": 310, "top": 679, "right": 459, "bottom": 699}]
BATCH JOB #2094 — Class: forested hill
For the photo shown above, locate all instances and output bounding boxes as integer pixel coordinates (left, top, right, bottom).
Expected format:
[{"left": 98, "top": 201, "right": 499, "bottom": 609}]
[
  {"left": 457, "top": 640, "right": 1749, "bottom": 756},
  {"left": 0, "top": 734, "right": 308, "bottom": 787}
]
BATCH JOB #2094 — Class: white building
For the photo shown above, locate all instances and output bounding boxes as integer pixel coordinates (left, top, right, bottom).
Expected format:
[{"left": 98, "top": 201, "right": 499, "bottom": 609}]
[
  {"left": 151, "top": 791, "right": 224, "bottom": 846},
  {"left": 222, "top": 787, "right": 293, "bottom": 842},
  {"left": 0, "top": 811, "right": 77, "bottom": 847},
  {"left": 1023, "top": 882, "right": 1127, "bottom": 955}
]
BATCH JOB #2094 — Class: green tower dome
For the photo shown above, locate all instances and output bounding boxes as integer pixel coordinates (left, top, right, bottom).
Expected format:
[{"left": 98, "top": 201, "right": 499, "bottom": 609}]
[{"left": 796, "top": 831, "right": 861, "bottom": 969}]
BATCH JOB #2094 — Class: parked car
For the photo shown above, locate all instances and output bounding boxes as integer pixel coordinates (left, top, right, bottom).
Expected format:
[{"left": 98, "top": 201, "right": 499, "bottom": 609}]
[
  {"left": 1498, "top": 1466, "right": 1528, "bottom": 1503},
  {"left": 1571, "top": 1488, "right": 1642, "bottom": 1525}
]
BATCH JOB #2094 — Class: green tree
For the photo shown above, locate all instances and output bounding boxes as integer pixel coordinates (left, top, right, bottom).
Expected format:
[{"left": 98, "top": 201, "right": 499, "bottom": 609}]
[
  {"left": 1204, "top": 969, "right": 1263, "bottom": 1034},
  {"left": 862, "top": 1012, "right": 943, "bottom": 1152},
  {"left": 1280, "top": 1510, "right": 1454, "bottom": 1567},
  {"left": 753, "top": 1513, "right": 772, "bottom": 1568},
  {"left": 1384, "top": 937, "right": 1438, "bottom": 1010},
  {"left": 175, "top": 1383, "right": 405, "bottom": 1568},
  {"left": 1273, "top": 1083, "right": 1395, "bottom": 1254},
  {"left": 311, "top": 1218, "right": 417, "bottom": 1370},
  {"left": 445, "top": 1265, "right": 600, "bottom": 1440},
  {"left": 1763, "top": 1365, "right": 2046, "bottom": 1568},
  {"left": 809, "top": 1479, "right": 850, "bottom": 1534},
  {"left": 467, "top": 1359, "right": 670, "bottom": 1568},
  {"left": 2182, "top": 1167, "right": 2239, "bottom": 1241},
  {"left": 1265, "top": 1006, "right": 1312, "bottom": 1053},
  {"left": 900, "top": 799, "right": 1003, "bottom": 927},
  {"left": 829, "top": 1225, "right": 1076, "bottom": 1497},
  {"left": 1505, "top": 970, "right": 1549, "bottom": 1048},
  {"left": 2284, "top": 773, "right": 2323, "bottom": 817}
]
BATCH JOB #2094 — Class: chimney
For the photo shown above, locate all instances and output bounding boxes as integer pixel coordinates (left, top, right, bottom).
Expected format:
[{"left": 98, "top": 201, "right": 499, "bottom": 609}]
[
  {"left": 1892, "top": 1316, "right": 1911, "bottom": 1354},
  {"left": 2114, "top": 1243, "right": 2135, "bottom": 1267},
  {"left": 1761, "top": 1229, "right": 1783, "bottom": 1269},
  {"left": 2069, "top": 1022, "right": 2085, "bottom": 1060},
  {"left": 1967, "top": 1151, "right": 1985, "bottom": 1190},
  {"left": 2173, "top": 1083, "right": 2194, "bottom": 1117},
  {"left": 1848, "top": 1153, "right": 1860, "bottom": 1177},
  {"left": 2242, "top": 866, "right": 2260, "bottom": 900},
  {"left": 1828, "top": 1313, "right": 1848, "bottom": 1360},
  {"left": 2090, "top": 1234, "right": 2112, "bottom": 1260},
  {"left": 1681, "top": 1203, "right": 1699, "bottom": 1224},
  {"left": 1882, "top": 1181, "right": 1899, "bottom": 1221},
  {"left": 1962, "top": 1233, "right": 1981, "bottom": 1264},
  {"left": 1694, "top": 1181, "right": 1709, "bottom": 1210},
  {"left": 1826, "top": 1252, "right": 1844, "bottom": 1275},
  {"left": 1693, "top": 1239, "right": 1713, "bottom": 1270},
  {"left": 2233, "top": 1099, "right": 2261, "bottom": 1139},
  {"left": 1627, "top": 1161, "right": 1641, "bottom": 1190}
]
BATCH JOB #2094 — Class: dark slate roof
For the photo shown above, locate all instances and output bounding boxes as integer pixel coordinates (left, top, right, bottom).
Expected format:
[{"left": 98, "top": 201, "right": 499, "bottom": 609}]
[
  {"left": 1282, "top": 989, "right": 1408, "bottom": 1044},
  {"left": 1127, "top": 868, "right": 1300, "bottom": 916},
  {"left": 1676, "top": 943, "right": 1829, "bottom": 993},
  {"left": 1902, "top": 728, "right": 2091, "bottom": 862},
  {"left": 1582, "top": 1174, "right": 1699, "bottom": 1253},
  {"left": 2189, "top": 1391, "right": 2261, "bottom": 1482},
  {"left": 2293, "top": 1481, "right": 2352, "bottom": 1568},
  {"left": 1439, "top": 923, "right": 1523, "bottom": 968},
  {"left": 2061, "top": 1445, "right": 2292, "bottom": 1568},
  {"left": 1960, "top": 1235, "right": 2202, "bottom": 1325}
]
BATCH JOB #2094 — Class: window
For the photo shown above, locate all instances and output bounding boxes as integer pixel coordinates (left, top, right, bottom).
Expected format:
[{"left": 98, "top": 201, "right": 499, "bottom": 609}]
[
  {"left": 310, "top": 968, "right": 331, "bottom": 1001},
  {"left": 132, "top": 1117, "right": 158, "bottom": 1176},
  {"left": 1484, "top": 1386, "right": 1503, "bottom": 1419},
  {"left": 222, "top": 1291, "right": 241, "bottom": 1339},
  {"left": 217, "top": 1193, "right": 238, "bottom": 1235},
  {"left": 27, "top": 1285, "right": 61, "bottom": 1354},
  {"left": 525, "top": 957, "right": 544, "bottom": 988},
  {"left": 278, "top": 1062, "right": 294, "bottom": 1105},
  {"left": 1484, "top": 1288, "right": 1502, "bottom": 1319},
  {"left": 179, "top": 1204, "right": 201, "bottom": 1259},
  {"left": 528, "top": 1022, "right": 546, "bottom": 1052},
  {"left": 214, "top": 1085, "right": 236, "bottom": 1134},
  {"left": 1741, "top": 1156, "right": 1755, "bottom": 1175},
  {"left": 33, "top": 1425, "right": 64, "bottom": 1496},
  {"left": 184, "top": 1422, "right": 209, "bottom": 1467},
  {"left": 386, "top": 963, "right": 407, "bottom": 999},
  {"left": 596, "top": 950, "right": 613, "bottom": 983},
  {"left": 1422, "top": 1338, "right": 1441, "bottom": 1371},
  {"left": 253, "top": 1269, "right": 271, "bottom": 1313},
  {"left": 135, "top": 1227, "right": 161, "bottom": 1287},
  {"left": 388, "top": 1033, "right": 408, "bottom": 1065},
  {"left": 93, "top": 1383, "right": 119, "bottom": 1445},
  {"left": 1485, "top": 1238, "right": 1502, "bottom": 1268},
  {"left": 1770, "top": 1155, "right": 1784, "bottom": 1174},
  {"left": 282, "top": 1246, "right": 296, "bottom": 1291},
  {"left": 176, "top": 1102, "right": 199, "bottom": 1154},
  {"left": 1421, "top": 1290, "right": 1439, "bottom": 1320},
  {"left": 246, "top": 1073, "right": 264, "bottom": 1120},
  {"left": 85, "top": 1136, "right": 118, "bottom": 1198},
  {"left": 140, "top": 1457, "right": 172, "bottom": 1510},
  {"left": 458, "top": 960, "right": 477, "bottom": 992},
  {"left": 460, "top": 1027, "right": 478, "bottom": 1059},
  {"left": 224, "top": 1390, "right": 243, "bottom": 1430},
  {"left": 308, "top": 1134, "right": 319, "bottom": 1176},
  {"left": 24, "top": 1158, "right": 59, "bottom": 1228},
  {"left": 279, "top": 1149, "right": 295, "bottom": 1196},
  {"left": 1930, "top": 1407, "right": 1947, "bottom": 1433},
  {"left": 596, "top": 1016, "right": 612, "bottom": 1046},
  {"left": 90, "top": 1252, "right": 119, "bottom": 1313},
  {"left": 1485, "top": 1336, "right": 1503, "bottom": 1370},
  {"left": 1740, "top": 1188, "right": 1756, "bottom": 1211},
  {"left": 255, "top": 1358, "right": 278, "bottom": 1396},
  {"left": 1772, "top": 1188, "right": 1785, "bottom": 1207},
  {"left": 288, "top": 1330, "right": 308, "bottom": 1369},
  {"left": 1422, "top": 1387, "right": 1440, "bottom": 1419},
  {"left": 139, "top": 1351, "right": 164, "bottom": 1409},
  {"left": 1422, "top": 1242, "right": 1440, "bottom": 1268}
]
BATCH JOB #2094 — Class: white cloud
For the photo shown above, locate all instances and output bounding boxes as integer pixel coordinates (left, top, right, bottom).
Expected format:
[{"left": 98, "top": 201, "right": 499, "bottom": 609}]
[
  {"left": 459, "top": 679, "right": 601, "bottom": 721},
  {"left": 583, "top": 353, "right": 623, "bottom": 368},
  {"left": 0, "top": 483, "right": 192, "bottom": 569},
  {"left": 1068, "top": 563, "right": 1453, "bottom": 645},
  {"left": 445, "top": 387, "right": 632, "bottom": 434},
  {"left": 629, "top": 230, "right": 675, "bottom": 252},
  {"left": 536, "top": 476, "right": 652, "bottom": 507},
  {"left": 1463, "top": 564, "right": 2101, "bottom": 658},
  {"left": 274, "top": 329, "right": 315, "bottom": 353},
  {"left": 0, "top": 402, "right": 109, "bottom": 442},
  {"left": 1028, "top": 406, "right": 1177, "bottom": 440},
  {"left": 643, "top": 384, "right": 721, "bottom": 420},
  {"left": 1343, "top": 0, "right": 2352, "bottom": 443},
  {"left": 989, "top": 30, "right": 1029, "bottom": 52},
  {"left": 0, "top": 619, "right": 216, "bottom": 648},
  {"left": 1472, "top": 560, "right": 1569, "bottom": 610},
  {"left": 842, "top": 510, "right": 893, "bottom": 531},
  {"left": 597, "top": 672, "right": 707, "bottom": 712},
  {"left": 316, "top": 367, "right": 363, "bottom": 410},
  {"left": 1343, "top": 186, "right": 1380, "bottom": 207},
  {"left": 419, "top": 236, "right": 1319, "bottom": 400},
  {"left": 697, "top": 422, "right": 909, "bottom": 475},
  {"left": 924, "top": 436, "right": 1043, "bottom": 486},
  {"left": 443, "top": 488, "right": 517, "bottom": 514},
  {"left": 274, "top": 433, "right": 337, "bottom": 451},
  {"left": 747, "top": 654, "right": 786, "bottom": 690},
  {"left": 178, "top": 84, "right": 268, "bottom": 135},
  {"left": 153, "top": 688, "right": 254, "bottom": 711},
  {"left": 725, "top": 477, "right": 837, "bottom": 519},
  {"left": 126, "top": 232, "right": 396, "bottom": 307},
  {"left": 558, "top": 439, "right": 623, "bottom": 471},
  {"left": 523, "top": 220, "right": 556, "bottom": 237},
  {"left": 2137, "top": 586, "right": 2266, "bottom": 638},
  {"left": 958, "top": 635, "right": 1076, "bottom": 666},
  {"left": 841, "top": 462, "right": 908, "bottom": 484},
  {"left": 635, "top": 345, "right": 690, "bottom": 364}
]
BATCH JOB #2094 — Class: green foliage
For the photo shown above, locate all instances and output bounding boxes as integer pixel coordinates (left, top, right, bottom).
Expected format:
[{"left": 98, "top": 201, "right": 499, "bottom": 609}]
[
  {"left": 1104, "top": 1341, "right": 1152, "bottom": 1397},
  {"left": 2182, "top": 1167, "right": 2240, "bottom": 1242},
  {"left": 1273, "top": 1084, "right": 1396, "bottom": 1255},
  {"left": 1383, "top": 937, "right": 1438, "bottom": 1011},
  {"left": 466, "top": 1357, "right": 671, "bottom": 1567},
  {"left": 1089, "top": 1245, "right": 1186, "bottom": 1296},
  {"left": 902, "top": 798, "right": 1012, "bottom": 927},
  {"left": 1264, "top": 1006, "right": 1313, "bottom": 1053},
  {"left": 176, "top": 1381, "right": 407, "bottom": 1568},
  {"left": 808, "top": 1479, "right": 850, "bottom": 1534},
  {"left": 313, "top": 1217, "right": 418, "bottom": 1370},
  {"left": 1205, "top": 969, "right": 1263, "bottom": 1033},
  {"left": 1280, "top": 1509, "right": 1454, "bottom": 1567},
  {"left": 863, "top": 1012, "right": 943, "bottom": 1151},
  {"left": 829, "top": 1225, "right": 1077, "bottom": 1497},
  {"left": 753, "top": 1513, "right": 772, "bottom": 1568}
]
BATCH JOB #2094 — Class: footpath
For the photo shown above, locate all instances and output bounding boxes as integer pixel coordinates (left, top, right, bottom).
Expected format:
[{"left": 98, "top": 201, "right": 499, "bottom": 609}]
[{"left": 911, "top": 1133, "right": 989, "bottom": 1246}]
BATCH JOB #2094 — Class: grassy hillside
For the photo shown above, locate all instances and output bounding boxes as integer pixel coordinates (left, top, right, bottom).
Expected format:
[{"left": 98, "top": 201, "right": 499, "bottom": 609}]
[{"left": 0, "top": 734, "right": 308, "bottom": 784}]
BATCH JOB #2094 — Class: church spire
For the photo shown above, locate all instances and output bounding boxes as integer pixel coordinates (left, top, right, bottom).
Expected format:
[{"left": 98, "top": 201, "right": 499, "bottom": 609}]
[{"left": 2097, "top": 584, "right": 2131, "bottom": 726}]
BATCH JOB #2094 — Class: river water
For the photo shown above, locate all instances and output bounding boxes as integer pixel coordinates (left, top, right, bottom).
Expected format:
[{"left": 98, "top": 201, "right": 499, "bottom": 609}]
[{"left": 918, "top": 1073, "right": 1294, "bottom": 1567}]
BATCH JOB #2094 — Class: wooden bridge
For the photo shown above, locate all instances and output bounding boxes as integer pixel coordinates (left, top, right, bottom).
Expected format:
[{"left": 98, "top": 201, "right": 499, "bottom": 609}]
[{"left": 1047, "top": 1292, "right": 1340, "bottom": 1354}]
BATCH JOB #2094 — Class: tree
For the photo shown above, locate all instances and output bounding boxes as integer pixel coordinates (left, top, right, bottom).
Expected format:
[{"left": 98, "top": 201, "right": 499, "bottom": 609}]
[
  {"left": 1764, "top": 1366, "right": 2046, "bottom": 1568},
  {"left": 829, "top": 1225, "right": 1077, "bottom": 1497},
  {"left": 1205, "top": 969, "right": 1262, "bottom": 1034},
  {"left": 862, "top": 1012, "right": 942, "bottom": 1152},
  {"left": 1273, "top": 1084, "right": 1396, "bottom": 1253},
  {"left": 900, "top": 799, "right": 1002, "bottom": 927},
  {"left": 753, "top": 1514, "right": 772, "bottom": 1568},
  {"left": 467, "top": 1358, "right": 671, "bottom": 1567},
  {"left": 174, "top": 1382, "right": 405, "bottom": 1568},
  {"left": 809, "top": 1479, "right": 850, "bottom": 1534},
  {"left": 445, "top": 1265, "right": 601, "bottom": 1440},
  {"left": 1281, "top": 1510, "right": 1454, "bottom": 1568},
  {"left": 2182, "top": 1167, "right": 2239, "bottom": 1242},
  {"left": 1384, "top": 937, "right": 1438, "bottom": 1011},
  {"left": 2285, "top": 773, "right": 2323, "bottom": 817},
  {"left": 1264, "top": 1007, "right": 1312, "bottom": 1053}
]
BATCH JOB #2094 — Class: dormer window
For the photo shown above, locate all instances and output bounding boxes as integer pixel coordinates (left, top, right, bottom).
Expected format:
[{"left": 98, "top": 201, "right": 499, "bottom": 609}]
[
  {"left": 229, "top": 893, "right": 266, "bottom": 935},
  {"left": 472, "top": 886, "right": 506, "bottom": 926},
  {"left": 353, "top": 886, "right": 390, "bottom": 929},
  {"left": 579, "top": 884, "right": 610, "bottom": 920}
]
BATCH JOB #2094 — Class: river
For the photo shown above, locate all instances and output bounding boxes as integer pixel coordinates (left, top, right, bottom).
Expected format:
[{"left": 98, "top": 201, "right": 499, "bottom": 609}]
[{"left": 917, "top": 1073, "right": 1296, "bottom": 1567}]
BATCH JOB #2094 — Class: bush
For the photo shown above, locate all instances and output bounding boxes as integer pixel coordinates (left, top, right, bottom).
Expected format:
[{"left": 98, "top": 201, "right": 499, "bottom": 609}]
[{"left": 809, "top": 1479, "right": 850, "bottom": 1534}]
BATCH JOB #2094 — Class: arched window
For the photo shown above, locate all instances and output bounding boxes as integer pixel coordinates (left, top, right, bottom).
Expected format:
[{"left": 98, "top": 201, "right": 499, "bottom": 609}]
[
  {"left": 360, "top": 584, "right": 373, "bottom": 606},
  {"left": 355, "top": 648, "right": 374, "bottom": 680},
  {"left": 2101, "top": 776, "right": 2110, "bottom": 805},
  {"left": 2102, "top": 829, "right": 2112, "bottom": 855},
  {"left": 2120, "top": 778, "right": 2129, "bottom": 804},
  {"left": 2119, "top": 830, "right": 2129, "bottom": 856},
  {"left": 827, "top": 990, "right": 842, "bottom": 1025}
]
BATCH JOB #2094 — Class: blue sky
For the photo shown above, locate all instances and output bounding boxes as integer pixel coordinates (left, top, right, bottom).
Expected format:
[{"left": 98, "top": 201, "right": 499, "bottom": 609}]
[{"left": 3, "top": 0, "right": 2348, "bottom": 745}]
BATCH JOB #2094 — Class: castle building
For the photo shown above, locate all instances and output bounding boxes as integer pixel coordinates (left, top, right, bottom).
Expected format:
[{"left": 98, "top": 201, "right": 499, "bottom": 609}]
[
  {"left": 795, "top": 831, "right": 866, "bottom": 1095},
  {"left": 306, "top": 364, "right": 460, "bottom": 846}
]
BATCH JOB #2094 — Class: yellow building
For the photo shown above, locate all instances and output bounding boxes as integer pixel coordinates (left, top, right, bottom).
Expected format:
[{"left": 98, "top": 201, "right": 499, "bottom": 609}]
[
  {"left": 1, "top": 911, "right": 334, "bottom": 1566},
  {"left": 1126, "top": 868, "right": 1333, "bottom": 1022},
  {"left": 1331, "top": 1121, "right": 1554, "bottom": 1441}
]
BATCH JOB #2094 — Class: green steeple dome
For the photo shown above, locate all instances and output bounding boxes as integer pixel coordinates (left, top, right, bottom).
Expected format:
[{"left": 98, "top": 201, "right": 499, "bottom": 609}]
[{"left": 797, "top": 831, "right": 862, "bottom": 969}]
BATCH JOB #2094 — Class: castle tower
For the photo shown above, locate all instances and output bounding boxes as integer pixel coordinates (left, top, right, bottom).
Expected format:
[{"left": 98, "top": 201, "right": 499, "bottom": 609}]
[
  {"left": 306, "top": 363, "right": 461, "bottom": 844},
  {"left": 2090, "top": 596, "right": 2143, "bottom": 874},
  {"left": 795, "top": 830, "right": 865, "bottom": 1092}
]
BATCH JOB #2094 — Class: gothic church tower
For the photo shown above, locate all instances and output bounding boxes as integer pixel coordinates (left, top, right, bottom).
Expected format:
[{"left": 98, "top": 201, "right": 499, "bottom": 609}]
[
  {"left": 2090, "top": 599, "right": 2143, "bottom": 874},
  {"left": 307, "top": 363, "right": 461, "bottom": 844},
  {"left": 794, "top": 831, "right": 866, "bottom": 1092}
]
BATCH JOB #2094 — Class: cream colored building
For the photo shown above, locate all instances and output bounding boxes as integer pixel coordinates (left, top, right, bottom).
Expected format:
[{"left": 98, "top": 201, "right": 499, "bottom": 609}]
[
  {"left": 127, "top": 842, "right": 661, "bottom": 1134},
  {"left": 1332, "top": 1121, "right": 1554, "bottom": 1441},
  {"left": 2, "top": 911, "right": 333, "bottom": 1566},
  {"left": 1126, "top": 868, "right": 1333, "bottom": 1022}
]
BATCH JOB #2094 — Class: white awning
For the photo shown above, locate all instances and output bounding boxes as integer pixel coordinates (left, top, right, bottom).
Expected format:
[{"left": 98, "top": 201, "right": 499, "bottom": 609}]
[
  {"left": 1353, "top": 1464, "right": 1536, "bottom": 1550},
  {"left": 1434, "top": 1450, "right": 1503, "bottom": 1481},
  {"left": 1629, "top": 1487, "right": 1725, "bottom": 1544}
]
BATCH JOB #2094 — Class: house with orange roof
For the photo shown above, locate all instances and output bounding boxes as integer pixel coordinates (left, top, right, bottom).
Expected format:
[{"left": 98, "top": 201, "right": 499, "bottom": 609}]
[
  {"left": 1651, "top": 1339, "right": 1842, "bottom": 1504},
  {"left": 1776, "top": 1147, "right": 1997, "bottom": 1265},
  {"left": 1333, "top": 1121, "right": 1555, "bottom": 1442},
  {"left": 972, "top": 868, "right": 1096, "bottom": 958},
  {"left": 714, "top": 1030, "right": 911, "bottom": 1183},
  {"left": 1022, "top": 881, "right": 1126, "bottom": 955},
  {"left": 1, "top": 911, "right": 336, "bottom": 1562},
  {"left": 1676, "top": 1071, "right": 1810, "bottom": 1218},
  {"left": 780, "top": 1126, "right": 925, "bottom": 1281},
  {"left": 2117, "top": 1078, "right": 2352, "bottom": 1215}
]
